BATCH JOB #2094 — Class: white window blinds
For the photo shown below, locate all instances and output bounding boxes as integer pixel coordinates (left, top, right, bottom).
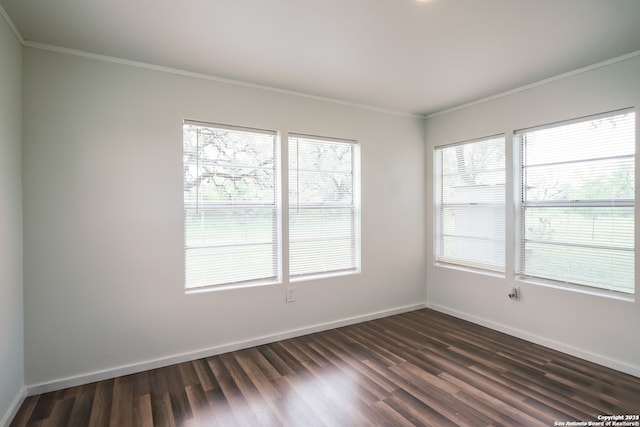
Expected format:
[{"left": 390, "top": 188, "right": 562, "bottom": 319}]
[
  {"left": 435, "top": 136, "right": 506, "bottom": 272},
  {"left": 183, "top": 121, "right": 279, "bottom": 289},
  {"left": 288, "top": 135, "right": 360, "bottom": 279},
  {"left": 518, "top": 110, "right": 635, "bottom": 293}
]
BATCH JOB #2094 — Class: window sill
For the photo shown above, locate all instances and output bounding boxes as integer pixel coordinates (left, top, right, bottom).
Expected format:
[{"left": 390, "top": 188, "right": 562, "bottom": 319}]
[
  {"left": 185, "top": 279, "right": 281, "bottom": 295},
  {"left": 516, "top": 276, "right": 635, "bottom": 302},
  {"left": 434, "top": 262, "right": 506, "bottom": 279},
  {"left": 290, "top": 269, "right": 361, "bottom": 283}
]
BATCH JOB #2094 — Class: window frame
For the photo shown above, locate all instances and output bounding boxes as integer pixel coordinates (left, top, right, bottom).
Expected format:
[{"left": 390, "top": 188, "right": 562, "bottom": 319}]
[
  {"left": 434, "top": 134, "right": 507, "bottom": 274},
  {"left": 515, "top": 108, "right": 636, "bottom": 295},
  {"left": 183, "top": 120, "right": 281, "bottom": 292},
  {"left": 287, "top": 133, "right": 361, "bottom": 281},
  {"left": 183, "top": 122, "right": 362, "bottom": 292}
]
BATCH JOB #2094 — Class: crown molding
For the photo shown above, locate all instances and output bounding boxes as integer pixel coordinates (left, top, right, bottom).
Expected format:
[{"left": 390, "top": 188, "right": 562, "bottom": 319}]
[
  {"left": 0, "top": 4, "right": 24, "bottom": 44},
  {"left": 426, "top": 50, "right": 640, "bottom": 119},
  {"left": 23, "top": 40, "right": 423, "bottom": 120}
]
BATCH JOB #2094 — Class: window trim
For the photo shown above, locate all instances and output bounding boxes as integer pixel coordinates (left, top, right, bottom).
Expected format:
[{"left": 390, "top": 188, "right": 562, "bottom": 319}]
[
  {"left": 183, "top": 122, "right": 362, "bottom": 292},
  {"left": 287, "top": 133, "right": 361, "bottom": 281},
  {"left": 183, "top": 120, "right": 281, "bottom": 292},
  {"left": 515, "top": 108, "right": 636, "bottom": 295},
  {"left": 434, "top": 134, "right": 507, "bottom": 274}
]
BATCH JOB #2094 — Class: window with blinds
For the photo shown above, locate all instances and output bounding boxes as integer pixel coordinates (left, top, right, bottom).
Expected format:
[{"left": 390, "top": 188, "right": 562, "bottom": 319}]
[
  {"left": 434, "top": 135, "right": 506, "bottom": 272},
  {"left": 183, "top": 121, "right": 279, "bottom": 290},
  {"left": 517, "top": 109, "right": 635, "bottom": 293},
  {"left": 288, "top": 135, "right": 360, "bottom": 280}
]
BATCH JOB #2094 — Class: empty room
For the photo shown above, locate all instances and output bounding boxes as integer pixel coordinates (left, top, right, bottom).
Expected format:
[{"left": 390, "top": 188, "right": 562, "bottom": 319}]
[{"left": 1, "top": 0, "right": 639, "bottom": 425}]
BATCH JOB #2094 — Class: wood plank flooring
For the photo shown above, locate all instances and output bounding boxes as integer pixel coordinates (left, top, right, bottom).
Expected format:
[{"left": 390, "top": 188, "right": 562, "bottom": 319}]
[{"left": 11, "top": 308, "right": 640, "bottom": 426}]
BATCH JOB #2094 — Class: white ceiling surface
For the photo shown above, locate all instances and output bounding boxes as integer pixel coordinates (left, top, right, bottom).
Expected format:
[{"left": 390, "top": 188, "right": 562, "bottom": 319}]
[{"left": 2, "top": 0, "right": 640, "bottom": 116}]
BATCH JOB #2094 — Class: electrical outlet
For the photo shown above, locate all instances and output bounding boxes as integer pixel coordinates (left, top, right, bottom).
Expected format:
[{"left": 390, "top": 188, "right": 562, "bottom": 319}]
[
  {"left": 507, "top": 286, "right": 520, "bottom": 301},
  {"left": 286, "top": 286, "right": 296, "bottom": 303}
]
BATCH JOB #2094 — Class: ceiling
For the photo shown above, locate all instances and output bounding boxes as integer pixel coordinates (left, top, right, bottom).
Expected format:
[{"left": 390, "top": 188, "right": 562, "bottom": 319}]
[{"left": 2, "top": 0, "right": 640, "bottom": 116}]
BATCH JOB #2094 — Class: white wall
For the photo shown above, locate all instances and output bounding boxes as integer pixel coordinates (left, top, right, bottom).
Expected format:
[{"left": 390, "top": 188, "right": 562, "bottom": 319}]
[
  {"left": 0, "top": 11, "right": 24, "bottom": 426},
  {"left": 425, "top": 55, "right": 640, "bottom": 376},
  {"left": 22, "top": 47, "right": 426, "bottom": 389}
]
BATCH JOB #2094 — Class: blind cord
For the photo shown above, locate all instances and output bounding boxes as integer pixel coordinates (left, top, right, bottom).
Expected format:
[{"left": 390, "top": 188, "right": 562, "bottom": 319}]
[
  {"left": 196, "top": 129, "right": 200, "bottom": 213},
  {"left": 296, "top": 138, "right": 300, "bottom": 213}
]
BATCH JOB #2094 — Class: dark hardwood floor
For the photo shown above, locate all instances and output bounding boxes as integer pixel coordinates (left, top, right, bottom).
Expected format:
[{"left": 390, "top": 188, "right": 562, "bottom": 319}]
[{"left": 11, "top": 308, "right": 640, "bottom": 426}]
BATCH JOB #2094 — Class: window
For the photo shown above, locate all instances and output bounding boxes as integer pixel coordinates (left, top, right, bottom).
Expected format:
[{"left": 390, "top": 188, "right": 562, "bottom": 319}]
[
  {"left": 288, "top": 134, "right": 360, "bottom": 279},
  {"left": 434, "top": 135, "right": 506, "bottom": 272},
  {"left": 182, "top": 123, "right": 360, "bottom": 290},
  {"left": 183, "top": 121, "right": 279, "bottom": 290},
  {"left": 517, "top": 109, "right": 635, "bottom": 293}
]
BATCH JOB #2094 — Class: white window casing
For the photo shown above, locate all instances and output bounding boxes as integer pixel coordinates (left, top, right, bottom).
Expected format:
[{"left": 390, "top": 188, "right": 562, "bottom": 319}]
[
  {"left": 434, "top": 135, "right": 506, "bottom": 273},
  {"left": 288, "top": 134, "right": 361, "bottom": 280},
  {"left": 517, "top": 109, "right": 635, "bottom": 294},
  {"left": 183, "top": 121, "right": 279, "bottom": 290}
]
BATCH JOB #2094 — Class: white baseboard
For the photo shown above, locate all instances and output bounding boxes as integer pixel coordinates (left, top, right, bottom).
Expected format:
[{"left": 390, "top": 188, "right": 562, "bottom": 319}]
[
  {"left": 426, "top": 303, "right": 640, "bottom": 378},
  {"left": 1, "top": 387, "right": 26, "bottom": 427},
  {"left": 26, "top": 303, "right": 427, "bottom": 396}
]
